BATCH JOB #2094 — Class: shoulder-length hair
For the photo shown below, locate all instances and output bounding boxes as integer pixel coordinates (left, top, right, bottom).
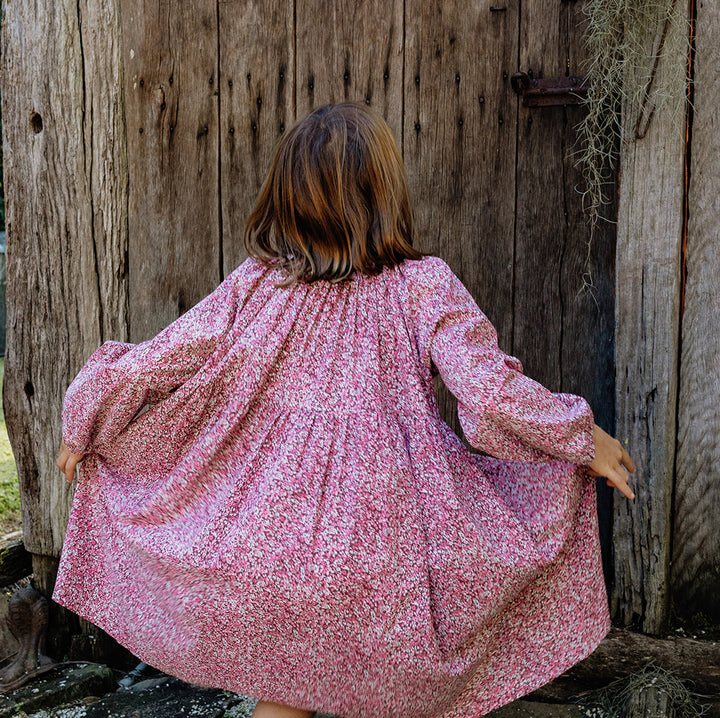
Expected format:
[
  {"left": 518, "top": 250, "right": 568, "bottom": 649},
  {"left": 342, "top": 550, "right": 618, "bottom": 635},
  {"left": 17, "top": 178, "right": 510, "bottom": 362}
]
[{"left": 244, "top": 102, "right": 426, "bottom": 284}]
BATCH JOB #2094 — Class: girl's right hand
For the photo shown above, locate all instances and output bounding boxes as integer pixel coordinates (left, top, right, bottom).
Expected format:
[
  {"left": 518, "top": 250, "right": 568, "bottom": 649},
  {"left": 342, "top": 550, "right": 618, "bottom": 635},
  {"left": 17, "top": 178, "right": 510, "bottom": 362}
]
[
  {"left": 57, "top": 439, "right": 84, "bottom": 483},
  {"left": 587, "top": 424, "right": 636, "bottom": 500}
]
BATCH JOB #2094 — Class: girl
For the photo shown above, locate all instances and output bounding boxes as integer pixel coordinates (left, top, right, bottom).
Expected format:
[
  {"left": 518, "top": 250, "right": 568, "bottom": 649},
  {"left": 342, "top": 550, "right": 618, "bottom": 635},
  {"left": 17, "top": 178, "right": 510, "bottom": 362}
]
[{"left": 55, "top": 102, "right": 634, "bottom": 718}]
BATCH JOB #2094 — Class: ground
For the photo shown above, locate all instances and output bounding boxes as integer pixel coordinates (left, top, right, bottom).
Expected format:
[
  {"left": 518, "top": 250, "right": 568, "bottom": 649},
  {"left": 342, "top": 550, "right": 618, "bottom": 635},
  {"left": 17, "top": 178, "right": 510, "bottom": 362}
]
[{"left": 0, "top": 357, "right": 21, "bottom": 537}]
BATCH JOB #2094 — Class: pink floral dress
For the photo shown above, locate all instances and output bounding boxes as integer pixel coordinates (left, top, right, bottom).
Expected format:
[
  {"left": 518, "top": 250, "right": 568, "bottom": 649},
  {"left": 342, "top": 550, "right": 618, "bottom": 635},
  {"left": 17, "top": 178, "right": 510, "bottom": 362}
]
[{"left": 53, "top": 255, "right": 610, "bottom": 717}]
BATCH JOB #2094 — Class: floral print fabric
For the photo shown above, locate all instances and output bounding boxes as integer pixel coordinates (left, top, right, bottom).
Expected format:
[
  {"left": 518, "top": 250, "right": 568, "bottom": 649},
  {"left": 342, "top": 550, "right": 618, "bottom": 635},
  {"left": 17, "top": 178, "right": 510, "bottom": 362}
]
[{"left": 53, "top": 255, "right": 609, "bottom": 717}]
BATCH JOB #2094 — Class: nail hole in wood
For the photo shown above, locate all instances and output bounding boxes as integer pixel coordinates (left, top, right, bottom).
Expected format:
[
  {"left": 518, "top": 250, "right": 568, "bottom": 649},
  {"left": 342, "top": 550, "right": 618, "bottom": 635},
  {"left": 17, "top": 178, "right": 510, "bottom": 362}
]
[{"left": 30, "top": 112, "right": 43, "bottom": 133}]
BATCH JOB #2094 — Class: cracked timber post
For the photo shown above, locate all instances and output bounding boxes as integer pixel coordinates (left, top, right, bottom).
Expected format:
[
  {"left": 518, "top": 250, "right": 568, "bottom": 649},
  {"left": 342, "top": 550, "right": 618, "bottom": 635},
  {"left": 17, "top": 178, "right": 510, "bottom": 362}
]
[
  {"left": 611, "top": 5, "right": 690, "bottom": 634},
  {"left": 0, "top": 0, "right": 128, "bottom": 569}
]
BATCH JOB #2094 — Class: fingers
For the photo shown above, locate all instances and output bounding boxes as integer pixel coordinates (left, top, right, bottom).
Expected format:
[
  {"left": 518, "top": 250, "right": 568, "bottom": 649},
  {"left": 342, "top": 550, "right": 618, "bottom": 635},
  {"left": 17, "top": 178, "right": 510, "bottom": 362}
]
[
  {"left": 621, "top": 446, "right": 636, "bottom": 474},
  {"left": 57, "top": 440, "right": 83, "bottom": 484},
  {"left": 587, "top": 425, "right": 637, "bottom": 500},
  {"left": 64, "top": 456, "right": 78, "bottom": 483},
  {"left": 56, "top": 446, "right": 69, "bottom": 475},
  {"left": 606, "top": 469, "right": 635, "bottom": 500},
  {"left": 608, "top": 442, "right": 635, "bottom": 499}
]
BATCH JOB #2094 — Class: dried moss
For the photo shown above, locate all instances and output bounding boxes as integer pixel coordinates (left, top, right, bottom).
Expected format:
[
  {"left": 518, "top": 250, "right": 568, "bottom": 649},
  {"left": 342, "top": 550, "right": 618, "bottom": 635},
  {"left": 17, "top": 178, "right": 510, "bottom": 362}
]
[
  {"left": 574, "top": 0, "right": 692, "bottom": 288},
  {"left": 577, "top": 664, "right": 709, "bottom": 717}
]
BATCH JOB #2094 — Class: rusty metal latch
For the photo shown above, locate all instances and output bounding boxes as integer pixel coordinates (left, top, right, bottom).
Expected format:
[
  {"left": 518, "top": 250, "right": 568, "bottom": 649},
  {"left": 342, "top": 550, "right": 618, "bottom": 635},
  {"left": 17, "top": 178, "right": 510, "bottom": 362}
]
[{"left": 511, "top": 72, "right": 589, "bottom": 107}]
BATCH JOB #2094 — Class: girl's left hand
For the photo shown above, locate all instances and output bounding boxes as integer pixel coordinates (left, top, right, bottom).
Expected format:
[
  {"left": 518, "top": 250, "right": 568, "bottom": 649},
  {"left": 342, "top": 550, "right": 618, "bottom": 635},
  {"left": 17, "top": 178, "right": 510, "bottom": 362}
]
[
  {"left": 57, "top": 439, "right": 84, "bottom": 483},
  {"left": 587, "top": 424, "right": 636, "bottom": 500}
]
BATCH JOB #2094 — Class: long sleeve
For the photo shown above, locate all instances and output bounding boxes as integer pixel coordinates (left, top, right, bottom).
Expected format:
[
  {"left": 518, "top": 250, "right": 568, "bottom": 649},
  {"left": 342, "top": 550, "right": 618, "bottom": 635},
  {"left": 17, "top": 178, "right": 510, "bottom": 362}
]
[
  {"left": 405, "top": 257, "right": 595, "bottom": 464},
  {"left": 62, "top": 258, "right": 267, "bottom": 455}
]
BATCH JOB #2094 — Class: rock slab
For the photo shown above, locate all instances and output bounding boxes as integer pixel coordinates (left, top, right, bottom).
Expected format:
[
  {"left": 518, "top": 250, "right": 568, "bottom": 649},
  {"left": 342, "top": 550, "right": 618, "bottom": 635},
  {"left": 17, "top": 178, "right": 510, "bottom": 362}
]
[{"left": 0, "top": 663, "right": 116, "bottom": 717}]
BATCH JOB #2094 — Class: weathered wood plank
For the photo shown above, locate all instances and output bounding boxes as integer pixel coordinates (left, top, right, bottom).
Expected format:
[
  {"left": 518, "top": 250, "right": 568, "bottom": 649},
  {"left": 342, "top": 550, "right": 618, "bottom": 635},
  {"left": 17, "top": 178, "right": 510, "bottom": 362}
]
[
  {"left": 122, "top": 0, "right": 221, "bottom": 341},
  {"left": 509, "top": 4, "right": 616, "bottom": 578},
  {"left": 0, "top": 0, "right": 128, "bottom": 556},
  {"left": 218, "top": 0, "right": 294, "bottom": 275},
  {"left": 673, "top": 2, "right": 720, "bottom": 623},
  {"left": 560, "top": 1, "right": 617, "bottom": 573},
  {"left": 514, "top": 1, "right": 615, "bottom": 419},
  {"left": 404, "top": 1, "right": 519, "bottom": 431},
  {"left": 624, "top": 687, "right": 675, "bottom": 718},
  {"left": 77, "top": 0, "right": 129, "bottom": 344},
  {"left": 612, "top": 7, "right": 689, "bottom": 633},
  {"left": 295, "top": 0, "right": 404, "bottom": 138},
  {"left": 513, "top": 6, "right": 567, "bottom": 390},
  {"left": 559, "top": 0, "right": 616, "bottom": 433}
]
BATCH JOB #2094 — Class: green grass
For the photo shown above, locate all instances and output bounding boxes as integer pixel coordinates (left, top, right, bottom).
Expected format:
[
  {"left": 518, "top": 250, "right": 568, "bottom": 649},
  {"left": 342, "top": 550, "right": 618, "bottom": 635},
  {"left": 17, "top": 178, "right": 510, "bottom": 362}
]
[{"left": 0, "top": 357, "right": 22, "bottom": 536}]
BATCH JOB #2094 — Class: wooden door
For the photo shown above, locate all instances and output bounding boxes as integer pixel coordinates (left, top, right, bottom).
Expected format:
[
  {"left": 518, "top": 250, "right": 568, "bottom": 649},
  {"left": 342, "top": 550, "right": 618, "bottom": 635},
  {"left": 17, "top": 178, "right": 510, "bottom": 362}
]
[
  {"left": 2, "top": 0, "right": 616, "bottom": 636},
  {"left": 115, "top": 0, "right": 617, "bottom": 591}
]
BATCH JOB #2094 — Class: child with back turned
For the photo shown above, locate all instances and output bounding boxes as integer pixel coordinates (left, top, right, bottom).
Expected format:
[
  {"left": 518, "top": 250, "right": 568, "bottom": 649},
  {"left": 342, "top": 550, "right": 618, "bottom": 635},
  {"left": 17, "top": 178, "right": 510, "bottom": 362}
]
[{"left": 54, "top": 102, "right": 635, "bottom": 718}]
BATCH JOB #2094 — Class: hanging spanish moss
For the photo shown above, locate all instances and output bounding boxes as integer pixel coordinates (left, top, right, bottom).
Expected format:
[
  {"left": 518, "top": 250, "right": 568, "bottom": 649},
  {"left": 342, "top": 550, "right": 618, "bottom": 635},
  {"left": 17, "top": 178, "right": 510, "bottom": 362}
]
[{"left": 574, "top": 0, "right": 691, "bottom": 288}]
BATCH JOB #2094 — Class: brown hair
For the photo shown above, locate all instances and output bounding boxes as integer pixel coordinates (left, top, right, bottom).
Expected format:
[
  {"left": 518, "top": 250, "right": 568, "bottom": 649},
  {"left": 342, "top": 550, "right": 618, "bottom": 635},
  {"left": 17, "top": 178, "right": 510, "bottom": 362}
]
[{"left": 243, "top": 102, "right": 426, "bottom": 284}]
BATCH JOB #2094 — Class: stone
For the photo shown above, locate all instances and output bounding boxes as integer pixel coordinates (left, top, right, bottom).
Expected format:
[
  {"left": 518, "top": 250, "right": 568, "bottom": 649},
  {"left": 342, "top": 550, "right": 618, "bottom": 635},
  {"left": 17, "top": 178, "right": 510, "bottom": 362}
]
[
  {"left": 74, "top": 675, "right": 233, "bottom": 717},
  {"left": 0, "top": 663, "right": 116, "bottom": 717},
  {"left": 487, "top": 699, "right": 585, "bottom": 717},
  {"left": 9, "top": 675, "right": 257, "bottom": 718}
]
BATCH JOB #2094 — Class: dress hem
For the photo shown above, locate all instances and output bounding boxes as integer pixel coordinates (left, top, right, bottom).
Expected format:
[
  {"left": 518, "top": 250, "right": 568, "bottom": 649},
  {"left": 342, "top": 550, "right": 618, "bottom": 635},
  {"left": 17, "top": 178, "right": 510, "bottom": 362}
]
[{"left": 52, "top": 588, "right": 612, "bottom": 718}]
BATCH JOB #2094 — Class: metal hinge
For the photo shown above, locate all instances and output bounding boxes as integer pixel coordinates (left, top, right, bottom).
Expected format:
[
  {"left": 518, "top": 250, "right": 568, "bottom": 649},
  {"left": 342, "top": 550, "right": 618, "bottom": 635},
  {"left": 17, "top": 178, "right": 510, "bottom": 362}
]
[{"left": 511, "top": 72, "right": 589, "bottom": 107}]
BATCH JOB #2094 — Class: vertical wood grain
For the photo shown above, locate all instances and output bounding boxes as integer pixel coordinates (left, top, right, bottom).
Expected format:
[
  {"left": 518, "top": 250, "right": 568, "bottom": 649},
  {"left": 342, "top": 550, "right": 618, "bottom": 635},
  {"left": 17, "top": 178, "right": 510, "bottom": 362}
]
[
  {"left": 558, "top": 3, "right": 616, "bottom": 434},
  {"left": 122, "top": 0, "right": 220, "bottom": 342},
  {"left": 218, "top": 0, "right": 294, "bottom": 274},
  {"left": 1, "top": 0, "right": 128, "bottom": 556},
  {"left": 295, "top": 0, "right": 404, "bottom": 138},
  {"left": 613, "top": 7, "right": 689, "bottom": 633},
  {"left": 404, "top": 0, "right": 519, "bottom": 431},
  {"left": 514, "top": 1, "right": 615, "bottom": 414},
  {"left": 512, "top": 2, "right": 617, "bottom": 577},
  {"left": 673, "top": 0, "right": 720, "bottom": 623}
]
